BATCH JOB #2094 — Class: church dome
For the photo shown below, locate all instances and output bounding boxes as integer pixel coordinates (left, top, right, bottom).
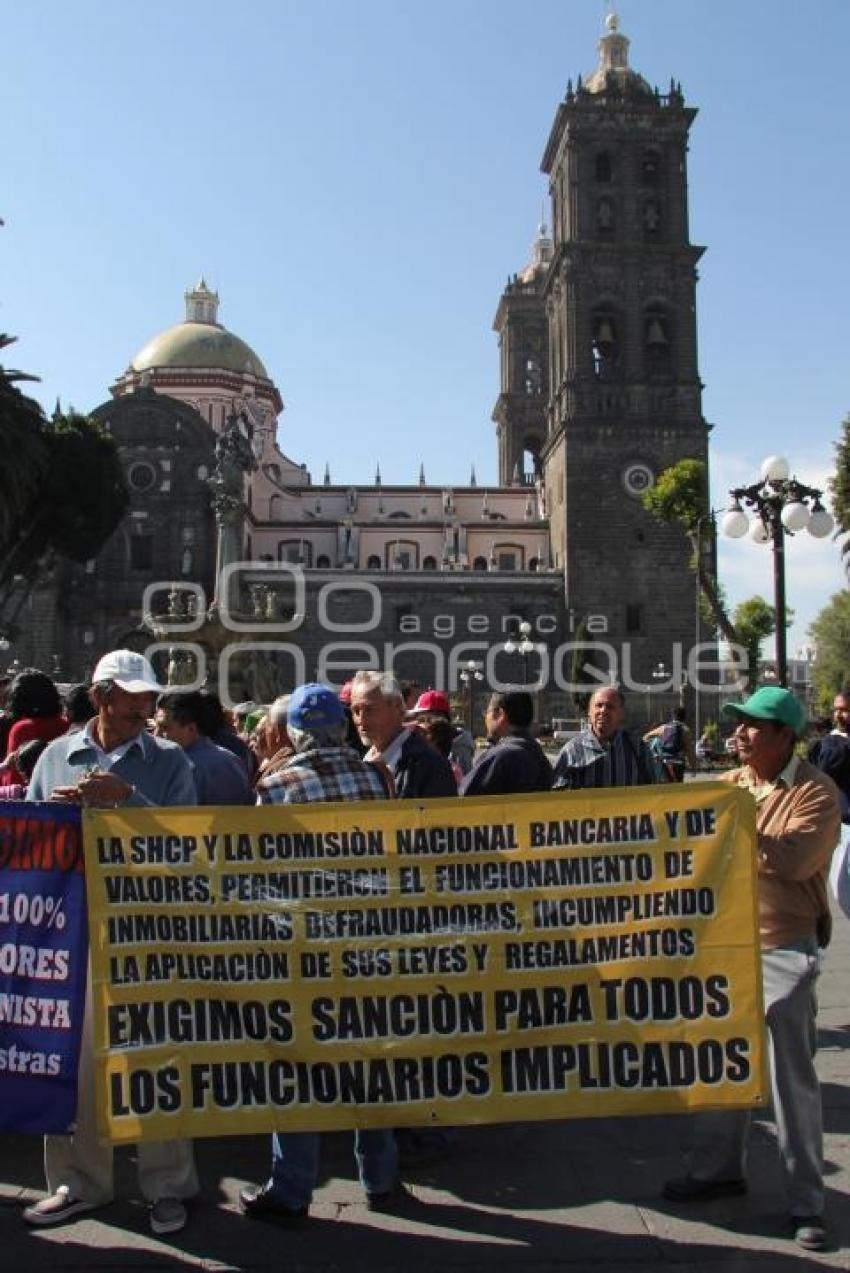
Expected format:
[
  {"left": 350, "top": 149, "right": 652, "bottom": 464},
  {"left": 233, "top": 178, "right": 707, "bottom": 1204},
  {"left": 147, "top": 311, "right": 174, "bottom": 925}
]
[
  {"left": 130, "top": 280, "right": 269, "bottom": 379},
  {"left": 131, "top": 322, "right": 269, "bottom": 378}
]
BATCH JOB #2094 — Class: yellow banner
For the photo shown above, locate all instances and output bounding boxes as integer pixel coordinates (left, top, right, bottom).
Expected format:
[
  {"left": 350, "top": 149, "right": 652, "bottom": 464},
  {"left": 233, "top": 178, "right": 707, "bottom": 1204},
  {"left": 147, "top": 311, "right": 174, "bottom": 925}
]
[{"left": 84, "top": 783, "right": 766, "bottom": 1143}]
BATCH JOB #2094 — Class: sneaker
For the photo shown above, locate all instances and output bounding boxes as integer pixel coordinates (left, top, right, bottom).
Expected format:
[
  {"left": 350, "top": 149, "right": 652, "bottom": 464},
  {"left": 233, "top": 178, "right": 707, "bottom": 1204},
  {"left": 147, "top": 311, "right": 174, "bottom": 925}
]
[
  {"left": 239, "top": 1183, "right": 308, "bottom": 1223},
  {"left": 365, "top": 1182, "right": 418, "bottom": 1213},
  {"left": 792, "top": 1215, "right": 827, "bottom": 1251},
  {"left": 23, "top": 1187, "right": 100, "bottom": 1227},
  {"left": 149, "top": 1197, "right": 187, "bottom": 1236},
  {"left": 663, "top": 1175, "right": 747, "bottom": 1202}
]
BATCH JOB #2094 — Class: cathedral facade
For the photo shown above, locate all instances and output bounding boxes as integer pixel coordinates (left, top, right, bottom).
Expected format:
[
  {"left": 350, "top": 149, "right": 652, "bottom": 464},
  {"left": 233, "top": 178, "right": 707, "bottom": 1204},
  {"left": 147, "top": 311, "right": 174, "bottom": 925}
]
[{"left": 16, "top": 17, "right": 711, "bottom": 721}]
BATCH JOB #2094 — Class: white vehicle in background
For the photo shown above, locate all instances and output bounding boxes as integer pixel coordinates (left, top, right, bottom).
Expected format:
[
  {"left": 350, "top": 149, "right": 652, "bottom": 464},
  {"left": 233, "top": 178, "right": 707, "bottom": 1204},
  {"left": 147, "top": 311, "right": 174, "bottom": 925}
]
[{"left": 552, "top": 718, "right": 584, "bottom": 745}]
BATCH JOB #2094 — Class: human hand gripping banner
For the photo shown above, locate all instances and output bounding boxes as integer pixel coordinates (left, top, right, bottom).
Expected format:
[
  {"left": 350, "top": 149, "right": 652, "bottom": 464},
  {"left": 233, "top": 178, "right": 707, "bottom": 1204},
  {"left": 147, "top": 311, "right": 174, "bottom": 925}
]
[
  {"left": 83, "top": 783, "right": 766, "bottom": 1143},
  {"left": 0, "top": 803, "right": 88, "bottom": 1132}
]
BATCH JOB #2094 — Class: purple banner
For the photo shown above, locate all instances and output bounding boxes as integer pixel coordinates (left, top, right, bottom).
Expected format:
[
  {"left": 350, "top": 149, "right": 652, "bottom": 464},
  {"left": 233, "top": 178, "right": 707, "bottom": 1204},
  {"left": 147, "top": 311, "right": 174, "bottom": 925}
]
[{"left": 0, "top": 803, "right": 88, "bottom": 1133}]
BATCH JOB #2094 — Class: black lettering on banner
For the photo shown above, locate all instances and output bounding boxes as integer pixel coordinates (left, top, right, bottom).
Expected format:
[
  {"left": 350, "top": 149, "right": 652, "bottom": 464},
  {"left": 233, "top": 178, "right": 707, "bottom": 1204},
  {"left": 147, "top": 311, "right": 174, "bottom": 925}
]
[
  {"left": 685, "top": 808, "right": 716, "bottom": 837},
  {"left": 500, "top": 1037, "right": 750, "bottom": 1093},
  {"left": 97, "top": 837, "right": 125, "bottom": 864},
  {"left": 189, "top": 1052, "right": 492, "bottom": 1110},
  {"left": 311, "top": 991, "right": 486, "bottom": 1042},
  {"left": 493, "top": 985, "right": 592, "bottom": 1032},
  {"left": 600, "top": 975, "right": 730, "bottom": 1023},
  {"left": 111, "top": 1066, "right": 181, "bottom": 1116},
  {"left": 663, "top": 849, "right": 694, "bottom": 878},
  {"left": 301, "top": 951, "right": 333, "bottom": 979}
]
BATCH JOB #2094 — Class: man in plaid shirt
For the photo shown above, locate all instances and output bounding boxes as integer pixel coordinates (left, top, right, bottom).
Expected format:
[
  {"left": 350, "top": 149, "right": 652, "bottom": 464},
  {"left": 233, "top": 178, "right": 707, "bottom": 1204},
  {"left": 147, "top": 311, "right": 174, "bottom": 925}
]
[
  {"left": 255, "top": 684, "right": 387, "bottom": 804},
  {"left": 242, "top": 682, "right": 411, "bottom": 1220}
]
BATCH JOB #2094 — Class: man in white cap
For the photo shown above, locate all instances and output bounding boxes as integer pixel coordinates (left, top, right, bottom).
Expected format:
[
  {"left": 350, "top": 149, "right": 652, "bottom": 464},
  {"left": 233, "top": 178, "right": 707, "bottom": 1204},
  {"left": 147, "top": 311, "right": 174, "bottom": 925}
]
[{"left": 24, "top": 649, "right": 199, "bottom": 1236}]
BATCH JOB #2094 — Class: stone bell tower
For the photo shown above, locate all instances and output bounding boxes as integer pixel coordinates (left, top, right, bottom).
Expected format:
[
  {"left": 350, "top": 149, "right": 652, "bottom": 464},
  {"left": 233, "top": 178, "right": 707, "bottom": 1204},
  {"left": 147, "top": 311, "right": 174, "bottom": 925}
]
[{"left": 540, "top": 14, "right": 710, "bottom": 681}]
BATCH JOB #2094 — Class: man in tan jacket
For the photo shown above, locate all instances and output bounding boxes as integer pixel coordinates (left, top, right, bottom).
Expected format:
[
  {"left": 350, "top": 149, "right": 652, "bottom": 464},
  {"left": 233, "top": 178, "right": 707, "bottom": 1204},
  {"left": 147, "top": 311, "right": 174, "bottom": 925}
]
[{"left": 664, "top": 686, "right": 840, "bottom": 1252}]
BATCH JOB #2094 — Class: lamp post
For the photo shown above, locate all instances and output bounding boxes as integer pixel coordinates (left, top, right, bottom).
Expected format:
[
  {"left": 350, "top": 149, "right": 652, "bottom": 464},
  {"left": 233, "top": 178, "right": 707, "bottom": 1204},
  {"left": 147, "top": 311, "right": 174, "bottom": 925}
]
[
  {"left": 459, "top": 659, "right": 484, "bottom": 735},
  {"left": 646, "top": 660, "right": 668, "bottom": 724},
  {"left": 504, "top": 620, "right": 535, "bottom": 685},
  {"left": 721, "top": 456, "right": 833, "bottom": 687}
]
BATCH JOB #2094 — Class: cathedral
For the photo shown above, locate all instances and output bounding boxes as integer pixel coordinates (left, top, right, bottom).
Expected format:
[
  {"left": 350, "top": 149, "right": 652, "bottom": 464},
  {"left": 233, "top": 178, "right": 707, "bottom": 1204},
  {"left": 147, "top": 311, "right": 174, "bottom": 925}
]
[{"left": 18, "top": 17, "right": 711, "bottom": 719}]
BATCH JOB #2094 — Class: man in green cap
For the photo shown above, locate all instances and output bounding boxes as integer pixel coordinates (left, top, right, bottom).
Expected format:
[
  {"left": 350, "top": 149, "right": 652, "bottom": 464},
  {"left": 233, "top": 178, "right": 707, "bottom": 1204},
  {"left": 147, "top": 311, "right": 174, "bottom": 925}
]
[{"left": 664, "top": 686, "right": 841, "bottom": 1251}]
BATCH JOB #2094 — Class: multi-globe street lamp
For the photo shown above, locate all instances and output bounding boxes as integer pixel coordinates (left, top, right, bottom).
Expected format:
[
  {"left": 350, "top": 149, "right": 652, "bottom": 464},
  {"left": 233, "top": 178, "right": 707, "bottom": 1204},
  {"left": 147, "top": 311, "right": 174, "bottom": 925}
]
[
  {"left": 721, "top": 456, "right": 833, "bottom": 687},
  {"left": 504, "top": 620, "right": 535, "bottom": 685},
  {"left": 459, "top": 658, "right": 485, "bottom": 735}
]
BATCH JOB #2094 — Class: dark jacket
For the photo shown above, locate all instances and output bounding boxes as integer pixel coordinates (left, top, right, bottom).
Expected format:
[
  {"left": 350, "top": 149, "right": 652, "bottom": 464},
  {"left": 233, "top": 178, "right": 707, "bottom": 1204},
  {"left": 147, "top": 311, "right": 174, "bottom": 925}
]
[
  {"left": 460, "top": 733, "right": 553, "bottom": 797},
  {"left": 809, "top": 733, "right": 850, "bottom": 822},
  {"left": 394, "top": 728, "right": 457, "bottom": 799}
]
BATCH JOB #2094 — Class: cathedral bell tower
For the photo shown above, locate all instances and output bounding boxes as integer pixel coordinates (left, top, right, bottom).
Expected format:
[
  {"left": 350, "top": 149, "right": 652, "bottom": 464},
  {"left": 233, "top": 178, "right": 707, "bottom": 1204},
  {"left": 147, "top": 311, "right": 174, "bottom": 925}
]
[
  {"left": 492, "top": 223, "right": 553, "bottom": 485},
  {"left": 539, "top": 15, "right": 710, "bottom": 679}
]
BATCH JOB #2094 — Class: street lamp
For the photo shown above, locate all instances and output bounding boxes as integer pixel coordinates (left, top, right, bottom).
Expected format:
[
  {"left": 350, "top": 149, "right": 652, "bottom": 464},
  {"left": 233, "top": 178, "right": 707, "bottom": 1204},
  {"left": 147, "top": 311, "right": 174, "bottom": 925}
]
[
  {"left": 721, "top": 456, "right": 833, "bottom": 687},
  {"left": 504, "top": 620, "right": 535, "bottom": 685},
  {"left": 459, "top": 658, "right": 485, "bottom": 735},
  {"left": 645, "top": 660, "right": 668, "bottom": 725}
]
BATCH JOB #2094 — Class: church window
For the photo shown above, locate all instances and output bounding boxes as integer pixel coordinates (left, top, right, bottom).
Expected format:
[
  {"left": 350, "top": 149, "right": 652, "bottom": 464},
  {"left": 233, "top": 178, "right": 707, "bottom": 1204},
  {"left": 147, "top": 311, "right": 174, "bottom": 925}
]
[
  {"left": 366, "top": 555, "right": 382, "bottom": 570},
  {"left": 422, "top": 556, "right": 437, "bottom": 570},
  {"left": 278, "top": 540, "right": 311, "bottom": 565},
  {"left": 494, "top": 543, "right": 524, "bottom": 571},
  {"left": 591, "top": 313, "right": 619, "bottom": 377},
  {"left": 641, "top": 150, "right": 661, "bottom": 184},
  {"left": 644, "top": 310, "right": 671, "bottom": 372},
  {"left": 626, "top": 604, "right": 643, "bottom": 634},
  {"left": 595, "top": 152, "right": 613, "bottom": 182},
  {"left": 127, "top": 461, "right": 157, "bottom": 493},
  {"left": 473, "top": 556, "right": 488, "bottom": 571},
  {"left": 524, "top": 356, "right": 542, "bottom": 396},
  {"left": 387, "top": 510, "right": 412, "bottom": 519},
  {"left": 642, "top": 200, "right": 662, "bottom": 237},
  {"left": 387, "top": 540, "right": 418, "bottom": 570},
  {"left": 316, "top": 554, "right": 331, "bottom": 568},
  {"left": 528, "top": 558, "right": 539, "bottom": 572},
  {"left": 130, "top": 534, "right": 154, "bottom": 572},
  {"left": 596, "top": 197, "right": 615, "bottom": 238}
]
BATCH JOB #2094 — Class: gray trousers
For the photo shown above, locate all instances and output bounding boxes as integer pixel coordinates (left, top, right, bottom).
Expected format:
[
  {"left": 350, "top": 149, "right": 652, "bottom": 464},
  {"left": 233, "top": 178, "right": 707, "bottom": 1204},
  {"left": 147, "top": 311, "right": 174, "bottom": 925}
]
[
  {"left": 685, "top": 944, "right": 823, "bottom": 1217},
  {"left": 45, "top": 972, "right": 198, "bottom": 1205}
]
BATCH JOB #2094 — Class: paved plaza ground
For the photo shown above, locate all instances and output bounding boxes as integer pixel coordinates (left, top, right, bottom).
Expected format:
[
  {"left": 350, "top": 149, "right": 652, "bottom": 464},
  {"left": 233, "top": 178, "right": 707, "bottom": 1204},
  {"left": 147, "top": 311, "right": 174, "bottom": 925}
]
[{"left": 2, "top": 873, "right": 850, "bottom": 1272}]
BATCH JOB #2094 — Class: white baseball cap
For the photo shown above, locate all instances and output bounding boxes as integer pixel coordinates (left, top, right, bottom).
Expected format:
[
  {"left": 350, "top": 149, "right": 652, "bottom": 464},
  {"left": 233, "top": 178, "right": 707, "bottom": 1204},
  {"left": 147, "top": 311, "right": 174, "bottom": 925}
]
[{"left": 92, "top": 649, "right": 162, "bottom": 694}]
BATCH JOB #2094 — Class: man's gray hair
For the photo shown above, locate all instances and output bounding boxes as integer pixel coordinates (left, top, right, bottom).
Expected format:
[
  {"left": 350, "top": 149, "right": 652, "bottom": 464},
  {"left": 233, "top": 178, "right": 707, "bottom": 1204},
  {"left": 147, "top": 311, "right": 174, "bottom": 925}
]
[
  {"left": 268, "top": 695, "right": 290, "bottom": 728},
  {"left": 351, "top": 670, "right": 403, "bottom": 702},
  {"left": 288, "top": 722, "right": 347, "bottom": 753}
]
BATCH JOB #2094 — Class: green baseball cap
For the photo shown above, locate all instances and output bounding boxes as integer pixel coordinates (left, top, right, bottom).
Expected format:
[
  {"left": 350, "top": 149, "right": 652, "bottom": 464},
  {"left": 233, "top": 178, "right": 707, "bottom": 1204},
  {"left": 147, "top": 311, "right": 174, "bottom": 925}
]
[{"left": 721, "top": 686, "right": 807, "bottom": 738}]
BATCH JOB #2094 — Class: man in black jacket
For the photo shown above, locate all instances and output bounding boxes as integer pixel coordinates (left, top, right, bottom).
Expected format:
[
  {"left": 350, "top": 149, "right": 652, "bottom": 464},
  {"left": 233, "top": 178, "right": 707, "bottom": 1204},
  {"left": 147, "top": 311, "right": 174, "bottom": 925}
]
[
  {"left": 350, "top": 671, "right": 456, "bottom": 798},
  {"left": 461, "top": 690, "right": 552, "bottom": 796}
]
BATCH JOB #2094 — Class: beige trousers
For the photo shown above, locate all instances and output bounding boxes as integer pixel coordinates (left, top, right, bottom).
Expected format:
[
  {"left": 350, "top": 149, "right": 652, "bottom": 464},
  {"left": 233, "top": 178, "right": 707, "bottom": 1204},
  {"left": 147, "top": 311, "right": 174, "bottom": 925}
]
[{"left": 44, "top": 971, "right": 198, "bottom": 1205}]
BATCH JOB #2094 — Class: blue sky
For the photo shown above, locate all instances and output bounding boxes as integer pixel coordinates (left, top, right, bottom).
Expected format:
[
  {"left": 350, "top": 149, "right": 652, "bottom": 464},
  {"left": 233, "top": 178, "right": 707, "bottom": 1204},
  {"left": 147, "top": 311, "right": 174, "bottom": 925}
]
[{"left": 3, "top": 0, "right": 848, "bottom": 657}]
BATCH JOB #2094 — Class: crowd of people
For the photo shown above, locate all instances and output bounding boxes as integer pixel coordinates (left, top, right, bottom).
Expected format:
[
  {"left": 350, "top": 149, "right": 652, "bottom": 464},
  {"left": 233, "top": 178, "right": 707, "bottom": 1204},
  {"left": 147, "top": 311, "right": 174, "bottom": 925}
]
[{"left": 1, "top": 649, "right": 846, "bottom": 1252}]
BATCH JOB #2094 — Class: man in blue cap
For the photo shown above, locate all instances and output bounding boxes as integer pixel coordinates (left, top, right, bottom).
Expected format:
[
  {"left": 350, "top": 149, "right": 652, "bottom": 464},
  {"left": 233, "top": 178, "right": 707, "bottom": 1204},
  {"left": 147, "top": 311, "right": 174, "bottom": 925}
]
[
  {"left": 242, "top": 683, "right": 411, "bottom": 1219},
  {"left": 664, "top": 686, "right": 841, "bottom": 1251}
]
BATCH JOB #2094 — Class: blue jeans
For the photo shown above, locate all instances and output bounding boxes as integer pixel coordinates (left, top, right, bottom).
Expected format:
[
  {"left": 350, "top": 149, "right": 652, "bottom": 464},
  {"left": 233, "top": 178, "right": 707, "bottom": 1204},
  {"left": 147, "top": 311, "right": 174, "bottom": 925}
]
[{"left": 267, "top": 1129, "right": 398, "bottom": 1209}]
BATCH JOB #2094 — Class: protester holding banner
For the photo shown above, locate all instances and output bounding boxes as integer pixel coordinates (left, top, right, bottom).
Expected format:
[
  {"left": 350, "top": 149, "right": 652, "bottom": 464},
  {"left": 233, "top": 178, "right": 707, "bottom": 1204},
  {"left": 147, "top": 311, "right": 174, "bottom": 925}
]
[
  {"left": 460, "top": 690, "right": 552, "bottom": 796},
  {"left": 663, "top": 686, "right": 841, "bottom": 1253},
  {"left": 240, "top": 682, "right": 413, "bottom": 1220},
  {"left": 23, "top": 649, "right": 200, "bottom": 1238},
  {"left": 553, "top": 686, "right": 656, "bottom": 790}
]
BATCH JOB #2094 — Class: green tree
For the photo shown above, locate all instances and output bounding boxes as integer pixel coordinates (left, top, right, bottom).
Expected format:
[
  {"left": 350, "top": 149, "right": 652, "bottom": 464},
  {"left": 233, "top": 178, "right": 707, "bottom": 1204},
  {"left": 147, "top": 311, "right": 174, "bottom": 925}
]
[
  {"left": 809, "top": 590, "right": 850, "bottom": 711},
  {"left": 829, "top": 413, "right": 850, "bottom": 577},
  {"left": 0, "top": 339, "right": 128, "bottom": 635},
  {"left": 732, "top": 596, "right": 777, "bottom": 684},
  {"left": 641, "top": 458, "right": 738, "bottom": 647},
  {"left": 0, "top": 334, "right": 49, "bottom": 559}
]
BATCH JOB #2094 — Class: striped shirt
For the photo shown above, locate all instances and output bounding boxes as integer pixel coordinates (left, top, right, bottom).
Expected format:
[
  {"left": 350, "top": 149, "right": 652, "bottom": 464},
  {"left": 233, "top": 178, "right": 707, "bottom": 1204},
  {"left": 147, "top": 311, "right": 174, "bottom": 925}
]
[
  {"left": 256, "top": 746, "right": 388, "bottom": 805},
  {"left": 553, "top": 728, "right": 656, "bottom": 790}
]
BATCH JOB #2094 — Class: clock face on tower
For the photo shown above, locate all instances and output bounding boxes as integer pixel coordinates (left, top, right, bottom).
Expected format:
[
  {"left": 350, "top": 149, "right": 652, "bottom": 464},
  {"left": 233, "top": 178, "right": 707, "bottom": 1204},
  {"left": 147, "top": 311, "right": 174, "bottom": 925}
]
[{"left": 622, "top": 462, "right": 654, "bottom": 498}]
